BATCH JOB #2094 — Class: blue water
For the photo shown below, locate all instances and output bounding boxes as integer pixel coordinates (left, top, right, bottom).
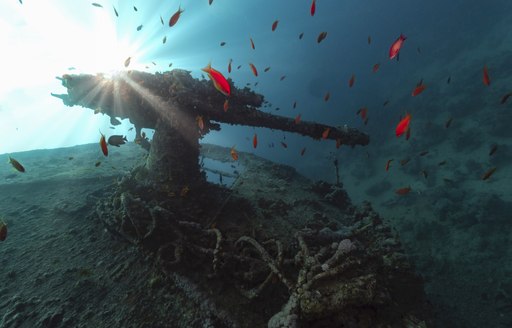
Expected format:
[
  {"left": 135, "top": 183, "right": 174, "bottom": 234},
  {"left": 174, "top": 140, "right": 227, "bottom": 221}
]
[{"left": 2, "top": 0, "right": 512, "bottom": 327}]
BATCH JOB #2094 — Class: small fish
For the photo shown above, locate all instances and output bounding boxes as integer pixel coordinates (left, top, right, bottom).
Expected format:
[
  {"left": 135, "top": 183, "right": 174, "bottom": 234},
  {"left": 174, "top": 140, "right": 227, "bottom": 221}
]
[
  {"left": 228, "top": 59, "right": 232, "bottom": 73},
  {"left": 68, "top": 157, "right": 74, "bottom": 160},
  {"left": 202, "top": 63, "right": 231, "bottom": 96},
  {"left": 356, "top": 107, "right": 368, "bottom": 121},
  {"left": 8, "top": 157, "right": 25, "bottom": 173},
  {"left": 420, "top": 170, "right": 428, "bottom": 179},
  {"left": 253, "top": 134, "right": 258, "bottom": 148},
  {"left": 322, "top": 128, "right": 330, "bottom": 139},
  {"left": 489, "top": 144, "right": 498, "bottom": 156},
  {"left": 249, "top": 63, "right": 258, "bottom": 77},
  {"left": 405, "top": 127, "right": 411, "bottom": 140},
  {"left": 310, "top": 0, "right": 316, "bottom": 16},
  {"left": 128, "top": 127, "right": 134, "bottom": 131},
  {"left": 160, "top": 15, "right": 164, "bottom": 25},
  {"left": 317, "top": 32, "right": 327, "bottom": 43},
  {"left": 169, "top": 5, "right": 184, "bottom": 27},
  {"left": 133, "top": 6, "right": 137, "bottom": 11},
  {"left": 110, "top": 117, "right": 121, "bottom": 126},
  {"left": 481, "top": 167, "right": 497, "bottom": 180},
  {"left": 113, "top": 6, "right": 118, "bottom": 17},
  {"left": 483, "top": 65, "right": 490, "bottom": 86},
  {"left": 169, "top": 62, "right": 173, "bottom": 67},
  {"left": 395, "top": 186, "right": 412, "bottom": 195},
  {"left": 412, "top": 83, "right": 426, "bottom": 96},
  {"left": 223, "top": 99, "right": 229, "bottom": 112},
  {"left": 385, "top": 159, "right": 393, "bottom": 172},
  {"left": 220, "top": 41, "right": 226, "bottom": 46},
  {"left": 500, "top": 92, "right": 512, "bottom": 105},
  {"left": 95, "top": 161, "right": 102, "bottom": 167},
  {"left": 196, "top": 116, "right": 204, "bottom": 130},
  {"left": 447, "top": 76, "right": 451, "bottom": 84},
  {"left": 372, "top": 63, "right": 380, "bottom": 73},
  {"left": 445, "top": 117, "right": 453, "bottom": 128},
  {"left": 237, "top": 65, "right": 242, "bottom": 70},
  {"left": 137, "top": 25, "right": 143, "bottom": 31},
  {"left": 152, "top": 61, "right": 156, "bottom": 66},
  {"left": 99, "top": 131, "right": 108, "bottom": 156},
  {"left": 293, "top": 101, "right": 297, "bottom": 109},
  {"left": 299, "top": 32, "right": 304, "bottom": 39},
  {"left": 108, "top": 135, "right": 127, "bottom": 147},
  {"left": 383, "top": 100, "right": 390, "bottom": 107},
  {"left": 335, "top": 138, "right": 342, "bottom": 149},
  {"left": 419, "top": 150, "right": 429, "bottom": 156},
  {"left": 324, "top": 92, "right": 330, "bottom": 102},
  {"left": 348, "top": 74, "right": 355, "bottom": 88},
  {"left": 294, "top": 114, "right": 301, "bottom": 124},
  {"left": 367, "top": 35, "right": 371, "bottom": 45},
  {"left": 209, "top": 0, "right": 213, "bottom": 5},
  {"left": 230, "top": 146, "right": 238, "bottom": 161},
  {"left": 0, "top": 219, "right": 7, "bottom": 241},
  {"left": 281, "top": 142, "right": 288, "bottom": 148},
  {"left": 272, "top": 20, "right": 279, "bottom": 31},
  {"left": 163, "top": 36, "right": 167, "bottom": 44},
  {"left": 395, "top": 113, "right": 411, "bottom": 137},
  {"left": 264, "top": 67, "right": 271, "bottom": 72},
  {"left": 389, "top": 34, "right": 407, "bottom": 60},
  {"left": 280, "top": 75, "right": 286, "bottom": 81},
  {"left": 400, "top": 158, "right": 410, "bottom": 166},
  {"left": 438, "top": 160, "right": 447, "bottom": 166},
  {"left": 92, "top": 3, "right": 103, "bottom": 8},
  {"left": 124, "top": 57, "right": 131, "bottom": 68},
  {"left": 417, "top": 47, "right": 421, "bottom": 54},
  {"left": 250, "top": 37, "right": 255, "bottom": 50}
]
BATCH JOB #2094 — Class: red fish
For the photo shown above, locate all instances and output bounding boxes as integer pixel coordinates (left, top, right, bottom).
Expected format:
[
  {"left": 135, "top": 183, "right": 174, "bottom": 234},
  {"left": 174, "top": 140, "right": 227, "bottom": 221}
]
[
  {"left": 483, "top": 65, "right": 490, "bottom": 86},
  {"left": 322, "top": 128, "right": 330, "bottom": 139},
  {"left": 202, "top": 63, "right": 231, "bottom": 96},
  {"left": 228, "top": 59, "right": 232, "bottom": 73},
  {"left": 385, "top": 159, "right": 393, "bottom": 172},
  {"left": 395, "top": 186, "right": 411, "bottom": 195},
  {"left": 99, "top": 131, "right": 108, "bottom": 156},
  {"left": 223, "top": 99, "right": 229, "bottom": 112},
  {"left": 396, "top": 113, "right": 411, "bottom": 137},
  {"left": 249, "top": 63, "right": 258, "bottom": 77},
  {"left": 272, "top": 20, "right": 279, "bottom": 31},
  {"left": 372, "top": 63, "right": 380, "bottom": 73},
  {"left": 294, "top": 114, "right": 301, "bottom": 124},
  {"left": 310, "top": 0, "right": 316, "bottom": 16},
  {"left": 389, "top": 34, "right": 406, "bottom": 60},
  {"left": 412, "top": 83, "right": 426, "bottom": 96},
  {"left": 169, "top": 5, "right": 184, "bottom": 27},
  {"left": 230, "top": 146, "right": 238, "bottom": 161},
  {"left": 348, "top": 74, "right": 355, "bottom": 88},
  {"left": 250, "top": 37, "right": 255, "bottom": 50},
  {"left": 0, "top": 219, "right": 7, "bottom": 241},
  {"left": 356, "top": 107, "right": 368, "bottom": 121},
  {"left": 253, "top": 134, "right": 258, "bottom": 148},
  {"left": 300, "top": 147, "right": 306, "bottom": 156}
]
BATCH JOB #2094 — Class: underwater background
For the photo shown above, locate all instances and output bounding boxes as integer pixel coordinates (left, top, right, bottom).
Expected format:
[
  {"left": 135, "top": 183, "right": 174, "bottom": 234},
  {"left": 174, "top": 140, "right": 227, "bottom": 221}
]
[{"left": 1, "top": 0, "right": 512, "bottom": 327}]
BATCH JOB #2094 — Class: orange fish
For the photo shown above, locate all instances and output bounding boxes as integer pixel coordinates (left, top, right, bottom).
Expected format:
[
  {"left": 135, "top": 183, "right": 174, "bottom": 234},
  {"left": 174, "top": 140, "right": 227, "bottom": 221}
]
[
  {"left": 8, "top": 157, "right": 25, "bottom": 173},
  {"left": 322, "top": 127, "right": 330, "bottom": 139},
  {"left": 310, "top": 0, "right": 316, "bottom": 16},
  {"left": 228, "top": 59, "right": 232, "bottom": 73},
  {"left": 0, "top": 219, "right": 7, "bottom": 241},
  {"left": 412, "top": 83, "right": 426, "bottom": 96},
  {"left": 372, "top": 63, "right": 380, "bottom": 73},
  {"left": 250, "top": 37, "right": 255, "bottom": 50},
  {"left": 196, "top": 115, "right": 204, "bottom": 130},
  {"left": 272, "top": 20, "right": 279, "bottom": 31},
  {"left": 99, "top": 131, "right": 108, "bottom": 156},
  {"left": 349, "top": 74, "right": 355, "bottom": 88},
  {"left": 385, "top": 159, "right": 393, "bottom": 172},
  {"left": 396, "top": 113, "right": 411, "bottom": 137},
  {"left": 395, "top": 186, "right": 412, "bottom": 195},
  {"left": 317, "top": 31, "right": 327, "bottom": 43},
  {"left": 169, "top": 5, "right": 184, "bottom": 27},
  {"left": 249, "top": 63, "right": 258, "bottom": 77},
  {"left": 300, "top": 147, "right": 306, "bottom": 156},
  {"left": 483, "top": 65, "right": 490, "bottom": 86},
  {"left": 281, "top": 142, "right": 288, "bottom": 148},
  {"left": 223, "top": 99, "right": 229, "bottom": 112},
  {"left": 481, "top": 167, "right": 497, "bottom": 180},
  {"left": 202, "top": 63, "right": 231, "bottom": 96},
  {"left": 389, "top": 34, "right": 406, "bottom": 60},
  {"left": 230, "top": 146, "right": 238, "bottom": 161},
  {"left": 252, "top": 134, "right": 258, "bottom": 148},
  {"left": 324, "top": 92, "right": 330, "bottom": 102},
  {"left": 294, "top": 114, "right": 301, "bottom": 124}
]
